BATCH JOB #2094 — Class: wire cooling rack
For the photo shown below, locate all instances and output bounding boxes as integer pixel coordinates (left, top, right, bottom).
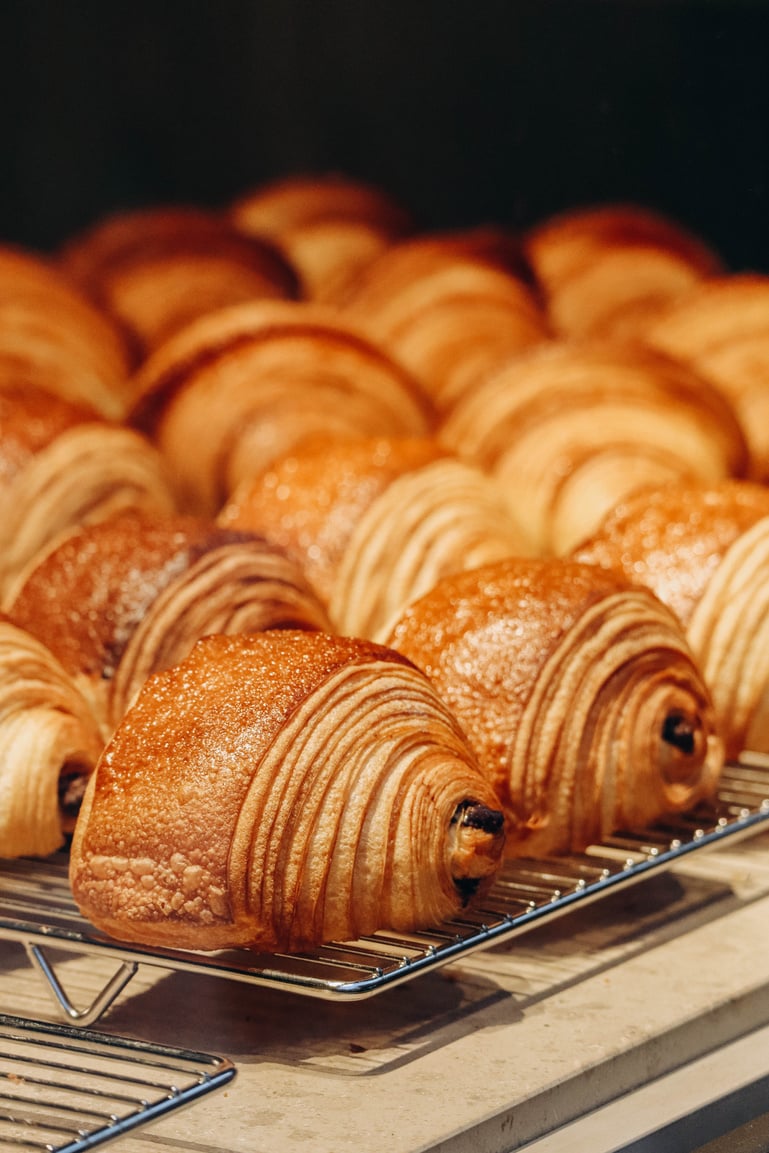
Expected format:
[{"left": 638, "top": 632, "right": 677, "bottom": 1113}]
[
  {"left": 0, "top": 1012, "right": 235, "bottom": 1152},
  {"left": 2, "top": 755, "right": 769, "bottom": 1029}
]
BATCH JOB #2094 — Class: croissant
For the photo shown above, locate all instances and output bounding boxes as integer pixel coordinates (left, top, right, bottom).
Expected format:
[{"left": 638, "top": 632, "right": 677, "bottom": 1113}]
[
  {"left": 385, "top": 558, "right": 724, "bottom": 857},
  {"left": 641, "top": 274, "right": 769, "bottom": 481},
  {"left": 0, "top": 614, "right": 103, "bottom": 858},
  {"left": 439, "top": 340, "right": 748, "bottom": 555},
  {"left": 0, "top": 244, "right": 132, "bottom": 419},
  {"left": 229, "top": 175, "right": 413, "bottom": 304},
  {"left": 69, "top": 630, "right": 506, "bottom": 952},
  {"left": 524, "top": 203, "right": 722, "bottom": 341},
  {"left": 220, "top": 433, "right": 534, "bottom": 641},
  {"left": 228, "top": 172, "right": 413, "bottom": 247},
  {"left": 0, "top": 383, "right": 176, "bottom": 605},
  {"left": 337, "top": 233, "right": 549, "bottom": 413},
  {"left": 127, "top": 298, "right": 433, "bottom": 515},
  {"left": 59, "top": 205, "right": 299, "bottom": 362},
  {"left": 266, "top": 217, "right": 402, "bottom": 304},
  {"left": 572, "top": 480, "right": 769, "bottom": 758},
  {"left": 7, "top": 510, "right": 332, "bottom": 737}
]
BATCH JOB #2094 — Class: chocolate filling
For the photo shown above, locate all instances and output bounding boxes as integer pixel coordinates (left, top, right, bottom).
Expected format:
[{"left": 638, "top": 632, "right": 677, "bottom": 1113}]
[
  {"left": 662, "top": 713, "right": 696, "bottom": 756},
  {"left": 453, "top": 800, "right": 505, "bottom": 835},
  {"left": 58, "top": 762, "right": 91, "bottom": 822}
]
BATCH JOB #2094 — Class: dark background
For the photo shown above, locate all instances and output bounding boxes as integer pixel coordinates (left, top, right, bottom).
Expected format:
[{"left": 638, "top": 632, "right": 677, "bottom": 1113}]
[{"left": 2, "top": 0, "right": 768, "bottom": 269}]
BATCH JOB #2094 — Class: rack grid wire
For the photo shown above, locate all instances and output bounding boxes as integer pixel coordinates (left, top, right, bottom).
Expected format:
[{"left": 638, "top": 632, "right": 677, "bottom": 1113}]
[{"left": 2, "top": 755, "right": 768, "bottom": 1027}]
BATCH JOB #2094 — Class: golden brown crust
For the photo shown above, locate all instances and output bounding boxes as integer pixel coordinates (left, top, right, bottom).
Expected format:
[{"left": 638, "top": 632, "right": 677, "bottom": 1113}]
[
  {"left": 0, "top": 383, "right": 99, "bottom": 487},
  {"left": 573, "top": 480, "right": 769, "bottom": 622},
  {"left": 0, "top": 425, "right": 177, "bottom": 608},
  {"left": 220, "top": 433, "right": 534, "bottom": 640},
  {"left": 7, "top": 511, "right": 331, "bottom": 733},
  {"left": 220, "top": 434, "right": 450, "bottom": 603},
  {"left": 69, "top": 630, "right": 505, "bottom": 951},
  {"left": 386, "top": 558, "right": 723, "bottom": 855},
  {"left": 60, "top": 205, "right": 299, "bottom": 360},
  {"left": 0, "top": 614, "right": 103, "bottom": 858},
  {"left": 573, "top": 480, "right": 769, "bottom": 755}
]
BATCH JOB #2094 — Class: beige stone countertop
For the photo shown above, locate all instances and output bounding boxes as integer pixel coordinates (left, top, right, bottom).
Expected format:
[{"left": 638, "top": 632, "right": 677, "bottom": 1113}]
[{"left": 3, "top": 831, "right": 769, "bottom": 1153}]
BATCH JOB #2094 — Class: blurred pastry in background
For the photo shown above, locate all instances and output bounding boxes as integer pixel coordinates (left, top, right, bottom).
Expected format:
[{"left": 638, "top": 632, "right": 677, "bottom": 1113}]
[
  {"left": 128, "top": 298, "right": 433, "bottom": 515},
  {"left": 439, "top": 340, "right": 747, "bottom": 555},
  {"left": 640, "top": 274, "right": 769, "bottom": 481},
  {"left": 0, "top": 382, "right": 176, "bottom": 606},
  {"left": 524, "top": 202, "right": 723, "bottom": 341},
  {"left": 0, "top": 243, "right": 132, "bottom": 419},
  {"left": 336, "top": 231, "right": 549, "bottom": 413},
  {"left": 59, "top": 204, "right": 299, "bottom": 363}
]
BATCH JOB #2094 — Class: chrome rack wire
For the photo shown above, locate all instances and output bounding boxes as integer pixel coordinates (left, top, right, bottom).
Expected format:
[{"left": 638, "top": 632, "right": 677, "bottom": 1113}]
[
  {"left": 2, "top": 755, "right": 769, "bottom": 1026},
  {"left": 0, "top": 1012, "right": 235, "bottom": 1152}
]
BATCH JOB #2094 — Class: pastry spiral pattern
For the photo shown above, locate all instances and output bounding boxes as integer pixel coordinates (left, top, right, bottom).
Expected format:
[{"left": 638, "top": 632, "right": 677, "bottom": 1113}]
[
  {"left": 0, "top": 244, "right": 132, "bottom": 419},
  {"left": 386, "top": 559, "right": 724, "bottom": 857},
  {"left": 524, "top": 203, "right": 722, "bottom": 340},
  {"left": 69, "top": 631, "right": 505, "bottom": 952},
  {"left": 220, "top": 434, "right": 533, "bottom": 641},
  {"left": 60, "top": 204, "right": 299, "bottom": 362},
  {"left": 641, "top": 274, "right": 769, "bottom": 481},
  {"left": 8, "top": 511, "right": 332, "bottom": 736},
  {"left": 128, "top": 299, "right": 433, "bottom": 515},
  {"left": 439, "top": 341, "right": 747, "bottom": 554},
  {"left": 0, "top": 386, "right": 176, "bottom": 605},
  {"left": 338, "top": 234, "right": 549, "bottom": 413},
  {"left": 574, "top": 480, "right": 769, "bottom": 756},
  {"left": 0, "top": 616, "right": 103, "bottom": 858}
]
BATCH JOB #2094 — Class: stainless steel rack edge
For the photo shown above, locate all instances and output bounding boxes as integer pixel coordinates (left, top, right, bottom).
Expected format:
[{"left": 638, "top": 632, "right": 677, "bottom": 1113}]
[
  {"left": 2, "top": 756, "right": 769, "bottom": 1027},
  {"left": 0, "top": 1012, "right": 236, "bottom": 1153}
]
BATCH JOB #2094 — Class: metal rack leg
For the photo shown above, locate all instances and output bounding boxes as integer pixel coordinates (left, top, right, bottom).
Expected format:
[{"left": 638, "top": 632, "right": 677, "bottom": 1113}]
[{"left": 25, "top": 941, "right": 139, "bottom": 1026}]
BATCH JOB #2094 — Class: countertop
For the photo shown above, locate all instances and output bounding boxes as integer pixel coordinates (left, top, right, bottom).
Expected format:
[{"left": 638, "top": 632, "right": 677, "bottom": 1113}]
[{"left": 3, "top": 830, "right": 769, "bottom": 1153}]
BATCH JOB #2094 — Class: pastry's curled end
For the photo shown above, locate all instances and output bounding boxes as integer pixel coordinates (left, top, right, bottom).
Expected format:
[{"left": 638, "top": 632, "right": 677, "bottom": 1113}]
[
  {"left": 8, "top": 511, "right": 333, "bottom": 738},
  {"left": 69, "top": 631, "right": 505, "bottom": 952},
  {"left": 385, "top": 559, "right": 724, "bottom": 857},
  {"left": 573, "top": 480, "right": 769, "bottom": 757},
  {"left": 0, "top": 615, "right": 103, "bottom": 858},
  {"left": 0, "top": 419, "right": 177, "bottom": 608}
]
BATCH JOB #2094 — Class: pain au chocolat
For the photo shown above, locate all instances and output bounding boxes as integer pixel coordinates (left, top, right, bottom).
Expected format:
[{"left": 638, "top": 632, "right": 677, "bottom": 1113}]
[
  {"left": 219, "top": 433, "right": 534, "bottom": 641},
  {"left": 7, "top": 510, "right": 331, "bottom": 738},
  {"left": 0, "top": 382, "right": 176, "bottom": 606},
  {"left": 572, "top": 480, "right": 769, "bottom": 758},
  {"left": 385, "top": 557, "right": 724, "bottom": 858},
  {"left": 0, "top": 614, "right": 102, "bottom": 858},
  {"left": 69, "top": 630, "right": 505, "bottom": 952}
]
